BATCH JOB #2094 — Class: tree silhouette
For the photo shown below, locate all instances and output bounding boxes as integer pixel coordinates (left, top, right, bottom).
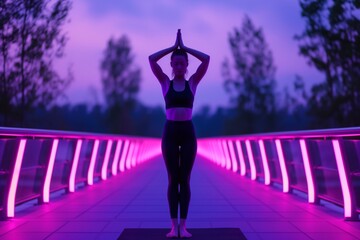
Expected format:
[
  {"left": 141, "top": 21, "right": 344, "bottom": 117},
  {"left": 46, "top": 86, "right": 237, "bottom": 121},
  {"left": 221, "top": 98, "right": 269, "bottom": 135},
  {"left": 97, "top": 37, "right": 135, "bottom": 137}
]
[
  {"left": 0, "top": 0, "right": 72, "bottom": 126},
  {"left": 100, "top": 35, "right": 141, "bottom": 134},
  {"left": 222, "top": 15, "right": 276, "bottom": 134},
  {"left": 295, "top": 0, "right": 360, "bottom": 127}
]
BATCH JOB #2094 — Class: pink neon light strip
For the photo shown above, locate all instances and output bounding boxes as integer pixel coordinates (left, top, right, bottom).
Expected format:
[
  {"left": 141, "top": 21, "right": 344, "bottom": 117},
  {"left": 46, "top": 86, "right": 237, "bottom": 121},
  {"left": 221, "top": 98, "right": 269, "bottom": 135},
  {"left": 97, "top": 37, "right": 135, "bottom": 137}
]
[
  {"left": 228, "top": 140, "right": 238, "bottom": 172},
  {"left": 88, "top": 140, "right": 99, "bottom": 185},
  {"left": 275, "top": 140, "right": 289, "bottom": 192},
  {"left": 7, "top": 139, "right": 27, "bottom": 218},
  {"left": 126, "top": 142, "right": 135, "bottom": 169},
  {"left": 332, "top": 140, "right": 353, "bottom": 218},
  {"left": 299, "top": 140, "right": 315, "bottom": 203},
  {"left": 222, "top": 140, "right": 231, "bottom": 170},
  {"left": 112, "top": 140, "right": 122, "bottom": 175},
  {"left": 235, "top": 140, "right": 246, "bottom": 176},
  {"left": 101, "top": 140, "right": 113, "bottom": 180},
  {"left": 245, "top": 140, "right": 257, "bottom": 180},
  {"left": 219, "top": 140, "right": 226, "bottom": 168},
  {"left": 131, "top": 142, "right": 139, "bottom": 167},
  {"left": 43, "top": 139, "right": 59, "bottom": 203},
  {"left": 259, "top": 140, "right": 271, "bottom": 185},
  {"left": 69, "top": 139, "right": 82, "bottom": 193},
  {"left": 119, "top": 140, "right": 130, "bottom": 172}
]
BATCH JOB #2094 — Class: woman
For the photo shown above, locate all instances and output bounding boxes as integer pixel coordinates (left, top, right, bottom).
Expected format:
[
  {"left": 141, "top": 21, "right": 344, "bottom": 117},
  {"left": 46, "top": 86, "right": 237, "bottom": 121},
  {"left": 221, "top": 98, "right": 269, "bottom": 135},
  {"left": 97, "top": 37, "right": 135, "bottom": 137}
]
[{"left": 149, "top": 30, "right": 210, "bottom": 238}]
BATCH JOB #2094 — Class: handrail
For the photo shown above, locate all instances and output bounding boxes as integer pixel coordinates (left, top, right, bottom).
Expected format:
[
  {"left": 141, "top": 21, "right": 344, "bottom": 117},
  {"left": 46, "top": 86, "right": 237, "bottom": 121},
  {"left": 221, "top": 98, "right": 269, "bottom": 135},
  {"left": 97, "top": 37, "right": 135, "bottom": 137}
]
[
  {"left": 0, "top": 127, "right": 162, "bottom": 219},
  {"left": 198, "top": 127, "right": 360, "bottom": 221}
]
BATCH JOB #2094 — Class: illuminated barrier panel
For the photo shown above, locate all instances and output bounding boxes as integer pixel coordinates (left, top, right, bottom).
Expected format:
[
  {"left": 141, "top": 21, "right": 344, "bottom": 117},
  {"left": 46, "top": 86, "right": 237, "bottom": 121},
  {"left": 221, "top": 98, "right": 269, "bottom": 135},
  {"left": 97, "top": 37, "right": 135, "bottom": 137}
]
[
  {"left": 0, "top": 127, "right": 161, "bottom": 219},
  {"left": 197, "top": 127, "right": 360, "bottom": 220}
]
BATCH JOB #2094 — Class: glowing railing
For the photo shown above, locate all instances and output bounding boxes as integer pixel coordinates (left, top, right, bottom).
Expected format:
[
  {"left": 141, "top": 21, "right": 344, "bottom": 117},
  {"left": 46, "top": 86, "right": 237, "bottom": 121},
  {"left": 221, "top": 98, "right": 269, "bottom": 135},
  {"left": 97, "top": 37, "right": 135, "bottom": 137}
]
[
  {"left": 198, "top": 127, "right": 360, "bottom": 220},
  {"left": 0, "top": 127, "right": 161, "bottom": 219}
]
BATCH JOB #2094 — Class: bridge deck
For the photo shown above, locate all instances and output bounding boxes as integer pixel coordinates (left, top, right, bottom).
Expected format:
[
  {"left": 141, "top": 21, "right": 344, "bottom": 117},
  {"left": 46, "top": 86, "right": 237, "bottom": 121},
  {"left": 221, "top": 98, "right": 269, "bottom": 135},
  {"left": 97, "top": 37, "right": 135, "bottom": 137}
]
[{"left": 0, "top": 156, "right": 359, "bottom": 240}]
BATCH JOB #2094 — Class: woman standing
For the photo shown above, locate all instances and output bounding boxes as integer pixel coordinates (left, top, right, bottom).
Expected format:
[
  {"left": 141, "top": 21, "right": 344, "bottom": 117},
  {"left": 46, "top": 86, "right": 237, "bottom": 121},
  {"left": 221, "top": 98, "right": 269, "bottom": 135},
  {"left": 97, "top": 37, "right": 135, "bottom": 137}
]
[{"left": 149, "top": 30, "right": 210, "bottom": 238}]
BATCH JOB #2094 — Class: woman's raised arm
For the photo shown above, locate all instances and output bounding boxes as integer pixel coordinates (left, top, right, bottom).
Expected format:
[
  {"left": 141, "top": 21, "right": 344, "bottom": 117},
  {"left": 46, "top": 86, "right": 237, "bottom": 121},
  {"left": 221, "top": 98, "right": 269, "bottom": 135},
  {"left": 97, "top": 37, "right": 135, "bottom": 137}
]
[
  {"left": 178, "top": 32, "right": 210, "bottom": 86},
  {"left": 149, "top": 33, "right": 179, "bottom": 85}
]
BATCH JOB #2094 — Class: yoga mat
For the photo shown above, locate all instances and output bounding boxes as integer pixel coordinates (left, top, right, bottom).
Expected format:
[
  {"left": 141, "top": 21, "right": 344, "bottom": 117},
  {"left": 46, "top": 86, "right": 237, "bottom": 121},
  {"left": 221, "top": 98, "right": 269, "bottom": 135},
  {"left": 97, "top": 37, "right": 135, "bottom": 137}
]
[{"left": 118, "top": 228, "right": 247, "bottom": 240}]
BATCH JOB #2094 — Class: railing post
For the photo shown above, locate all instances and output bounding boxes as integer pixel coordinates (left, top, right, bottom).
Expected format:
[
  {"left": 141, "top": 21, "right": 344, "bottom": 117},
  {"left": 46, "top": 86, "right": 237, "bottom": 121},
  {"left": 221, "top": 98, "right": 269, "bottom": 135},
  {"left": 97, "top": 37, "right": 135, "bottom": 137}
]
[
  {"left": 5, "top": 139, "right": 27, "bottom": 218},
  {"left": 299, "top": 139, "right": 319, "bottom": 204},
  {"left": 332, "top": 139, "right": 358, "bottom": 220}
]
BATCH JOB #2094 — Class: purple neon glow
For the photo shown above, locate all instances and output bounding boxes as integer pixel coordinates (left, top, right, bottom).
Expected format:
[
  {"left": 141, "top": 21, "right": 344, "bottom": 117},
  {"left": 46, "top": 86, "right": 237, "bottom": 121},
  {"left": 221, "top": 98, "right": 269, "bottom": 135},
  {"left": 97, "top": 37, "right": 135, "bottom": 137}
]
[
  {"left": 228, "top": 140, "right": 238, "bottom": 172},
  {"left": 101, "top": 140, "right": 113, "bottom": 180},
  {"left": 131, "top": 142, "right": 139, "bottom": 167},
  {"left": 259, "top": 140, "right": 271, "bottom": 185},
  {"left": 43, "top": 139, "right": 59, "bottom": 203},
  {"left": 332, "top": 140, "right": 353, "bottom": 218},
  {"left": 299, "top": 139, "right": 315, "bottom": 203},
  {"left": 275, "top": 140, "right": 289, "bottom": 193},
  {"left": 219, "top": 140, "right": 226, "bottom": 168},
  {"left": 119, "top": 140, "right": 130, "bottom": 172},
  {"left": 7, "top": 139, "right": 27, "bottom": 218},
  {"left": 245, "top": 140, "right": 257, "bottom": 180},
  {"left": 69, "top": 139, "right": 82, "bottom": 193},
  {"left": 111, "top": 140, "right": 122, "bottom": 175},
  {"left": 235, "top": 140, "right": 246, "bottom": 176},
  {"left": 88, "top": 139, "right": 99, "bottom": 185},
  {"left": 126, "top": 142, "right": 134, "bottom": 169},
  {"left": 222, "top": 140, "right": 231, "bottom": 170}
]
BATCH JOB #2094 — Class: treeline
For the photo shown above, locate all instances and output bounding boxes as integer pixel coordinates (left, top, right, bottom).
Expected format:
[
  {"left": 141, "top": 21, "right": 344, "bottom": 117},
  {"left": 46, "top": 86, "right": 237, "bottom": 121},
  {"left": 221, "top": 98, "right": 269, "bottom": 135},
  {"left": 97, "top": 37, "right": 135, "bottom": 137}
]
[{"left": 1, "top": 0, "right": 360, "bottom": 138}]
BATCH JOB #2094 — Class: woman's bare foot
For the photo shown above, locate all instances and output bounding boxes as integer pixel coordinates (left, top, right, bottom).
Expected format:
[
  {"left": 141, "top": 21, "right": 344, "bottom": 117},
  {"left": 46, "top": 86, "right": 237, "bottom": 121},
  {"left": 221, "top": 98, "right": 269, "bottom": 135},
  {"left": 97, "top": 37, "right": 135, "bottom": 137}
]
[
  {"left": 179, "top": 227, "right": 192, "bottom": 238},
  {"left": 166, "top": 227, "right": 179, "bottom": 238},
  {"left": 179, "top": 219, "right": 192, "bottom": 238},
  {"left": 166, "top": 218, "right": 179, "bottom": 238}
]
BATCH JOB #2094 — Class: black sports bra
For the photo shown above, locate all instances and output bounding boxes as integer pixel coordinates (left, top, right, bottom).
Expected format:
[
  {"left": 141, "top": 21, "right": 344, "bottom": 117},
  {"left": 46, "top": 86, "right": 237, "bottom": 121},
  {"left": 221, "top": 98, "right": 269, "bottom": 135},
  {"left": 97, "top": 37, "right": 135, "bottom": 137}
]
[{"left": 164, "top": 81, "right": 194, "bottom": 109}]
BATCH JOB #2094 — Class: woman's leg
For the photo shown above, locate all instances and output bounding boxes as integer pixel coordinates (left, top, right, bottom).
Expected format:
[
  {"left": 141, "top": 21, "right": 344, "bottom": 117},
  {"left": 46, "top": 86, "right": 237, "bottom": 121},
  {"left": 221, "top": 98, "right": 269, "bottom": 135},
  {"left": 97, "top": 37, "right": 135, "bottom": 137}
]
[
  {"left": 162, "top": 131, "right": 180, "bottom": 219},
  {"left": 178, "top": 122, "right": 197, "bottom": 238},
  {"left": 178, "top": 123, "right": 197, "bottom": 219},
  {"left": 162, "top": 121, "right": 181, "bottom": 238}
]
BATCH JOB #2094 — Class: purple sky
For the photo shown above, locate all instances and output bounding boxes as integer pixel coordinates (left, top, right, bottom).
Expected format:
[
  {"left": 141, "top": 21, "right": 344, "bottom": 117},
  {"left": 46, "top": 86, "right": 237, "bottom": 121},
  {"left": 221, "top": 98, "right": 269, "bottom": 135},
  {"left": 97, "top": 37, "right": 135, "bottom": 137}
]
[{"left": 55, "top": 0, "right": 323, "bottom": 113}]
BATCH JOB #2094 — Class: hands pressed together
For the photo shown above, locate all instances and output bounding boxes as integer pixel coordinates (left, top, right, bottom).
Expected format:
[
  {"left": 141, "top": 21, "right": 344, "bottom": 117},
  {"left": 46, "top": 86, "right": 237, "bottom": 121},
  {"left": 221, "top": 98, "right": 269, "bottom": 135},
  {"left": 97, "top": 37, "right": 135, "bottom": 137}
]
[{"left": 174, "top": 29, "right": 186, "bottom": 50}]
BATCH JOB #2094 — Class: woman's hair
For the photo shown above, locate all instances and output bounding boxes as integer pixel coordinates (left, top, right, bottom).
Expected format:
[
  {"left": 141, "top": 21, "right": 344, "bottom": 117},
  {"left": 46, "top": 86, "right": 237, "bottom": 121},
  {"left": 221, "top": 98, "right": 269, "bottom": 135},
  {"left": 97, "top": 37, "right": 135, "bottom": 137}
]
[{"left": 171, "top": 48, "right": 188, "bottom": 63}]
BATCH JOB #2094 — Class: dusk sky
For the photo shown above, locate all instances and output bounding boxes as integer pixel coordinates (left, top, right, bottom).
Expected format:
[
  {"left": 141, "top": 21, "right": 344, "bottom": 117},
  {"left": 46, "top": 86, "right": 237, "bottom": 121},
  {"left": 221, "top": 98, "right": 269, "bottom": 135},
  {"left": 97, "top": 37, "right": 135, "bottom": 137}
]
[{"left": 56, "top": 0, "right": 323, "bottom": 113}]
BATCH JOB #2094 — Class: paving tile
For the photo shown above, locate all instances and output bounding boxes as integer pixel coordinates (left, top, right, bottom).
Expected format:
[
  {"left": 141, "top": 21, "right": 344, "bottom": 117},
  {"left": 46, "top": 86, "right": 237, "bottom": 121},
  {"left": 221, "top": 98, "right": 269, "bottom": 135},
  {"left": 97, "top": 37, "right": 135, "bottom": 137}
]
[
  {"left": 102, "top": 221, "right": 141, "bottom": 232},
  {"left": 57, "top": 221, "right": 108, "bottom": 233},
  {"left": 291, "top": 221, "right": 345, "bottom": 233},
  {"left": 307, "top": 232, "right": 360, "bottom": 240},
  {"left": 257, "top": 232, "right": 312, "bottom": 240},
  {"left": 0, "top": 232, "right": 50, "bottom": 240},
  {"left": 46, "top": 232, "right": 99, "bottom": 240},
  {"left": 4, "top": 221, "right": 66, "bottom": 233},
  {"left": 249, "top": 221, "right": 300, "bottom": 233}
]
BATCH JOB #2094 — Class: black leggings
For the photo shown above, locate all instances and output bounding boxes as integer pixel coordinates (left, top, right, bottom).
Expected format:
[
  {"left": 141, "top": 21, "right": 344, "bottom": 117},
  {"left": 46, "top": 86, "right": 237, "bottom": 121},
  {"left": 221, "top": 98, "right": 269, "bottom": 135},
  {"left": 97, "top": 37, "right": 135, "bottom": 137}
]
[{"left": 162, "top": 120, "right": 197, "bottom": 219}]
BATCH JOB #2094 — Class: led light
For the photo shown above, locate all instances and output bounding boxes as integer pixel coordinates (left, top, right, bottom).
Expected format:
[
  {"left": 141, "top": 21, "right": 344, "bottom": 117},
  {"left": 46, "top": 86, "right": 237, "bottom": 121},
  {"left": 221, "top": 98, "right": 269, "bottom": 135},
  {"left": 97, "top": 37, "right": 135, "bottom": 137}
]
[
  {"left": 132, "top": 142, "right": 139, "bottom": 167},
  {"left": 119, "top": 140, "right": 130, "bottom": 172},
  {"left": 219, "top": 140, "right": 226, "bottom": 168},
  {"left": 43, "top": 139, "right": 59, "bottom": 203},
  {"left": 69, "top": 139, "right": 82, "bottom": 193},
  {"left": 228, "top": 140, "right": 238, "bottom": 172},
  {"left": 299, "top": 140, "right": 315, "bottom": 203},
  {"left": 222, "top": 140, "right": 231, "bottom": 170},
  {"left": 259, "top": 140, "right": 271, "bottom": 185},
  {"left": 235, "top": 140, "right": 246, "bottom": 176},
  {"left": 126, "top": 142, "right": 135, "bottom": 169},
  {"left": 245, "top": 140, "right": 256, "bottom": 180},
  {"left": 7, "top": 139, "right": 27, "bottom": 218},
  {"left": 112, "top": 140, "right": 122, "bottom": 175},
  {"left": 88, "top": 140, "right": 99, "bottom": 185},
  {"left": 275, "top": 140, "right": 289, "bottom": 192},
  {"left": 332, "top": 140, "right": 353, "bottom": 218},
  {"left": 101, "top": 140, "right": 113, "bottom": 180}
]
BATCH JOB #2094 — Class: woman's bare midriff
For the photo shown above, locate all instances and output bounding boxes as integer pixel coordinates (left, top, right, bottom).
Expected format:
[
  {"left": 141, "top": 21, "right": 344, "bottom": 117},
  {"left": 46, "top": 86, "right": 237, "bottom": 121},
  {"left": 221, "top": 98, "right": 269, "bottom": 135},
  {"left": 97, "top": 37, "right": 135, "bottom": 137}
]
[{"left": 166, "top": 108, "right": 192, "bottom": 121}]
